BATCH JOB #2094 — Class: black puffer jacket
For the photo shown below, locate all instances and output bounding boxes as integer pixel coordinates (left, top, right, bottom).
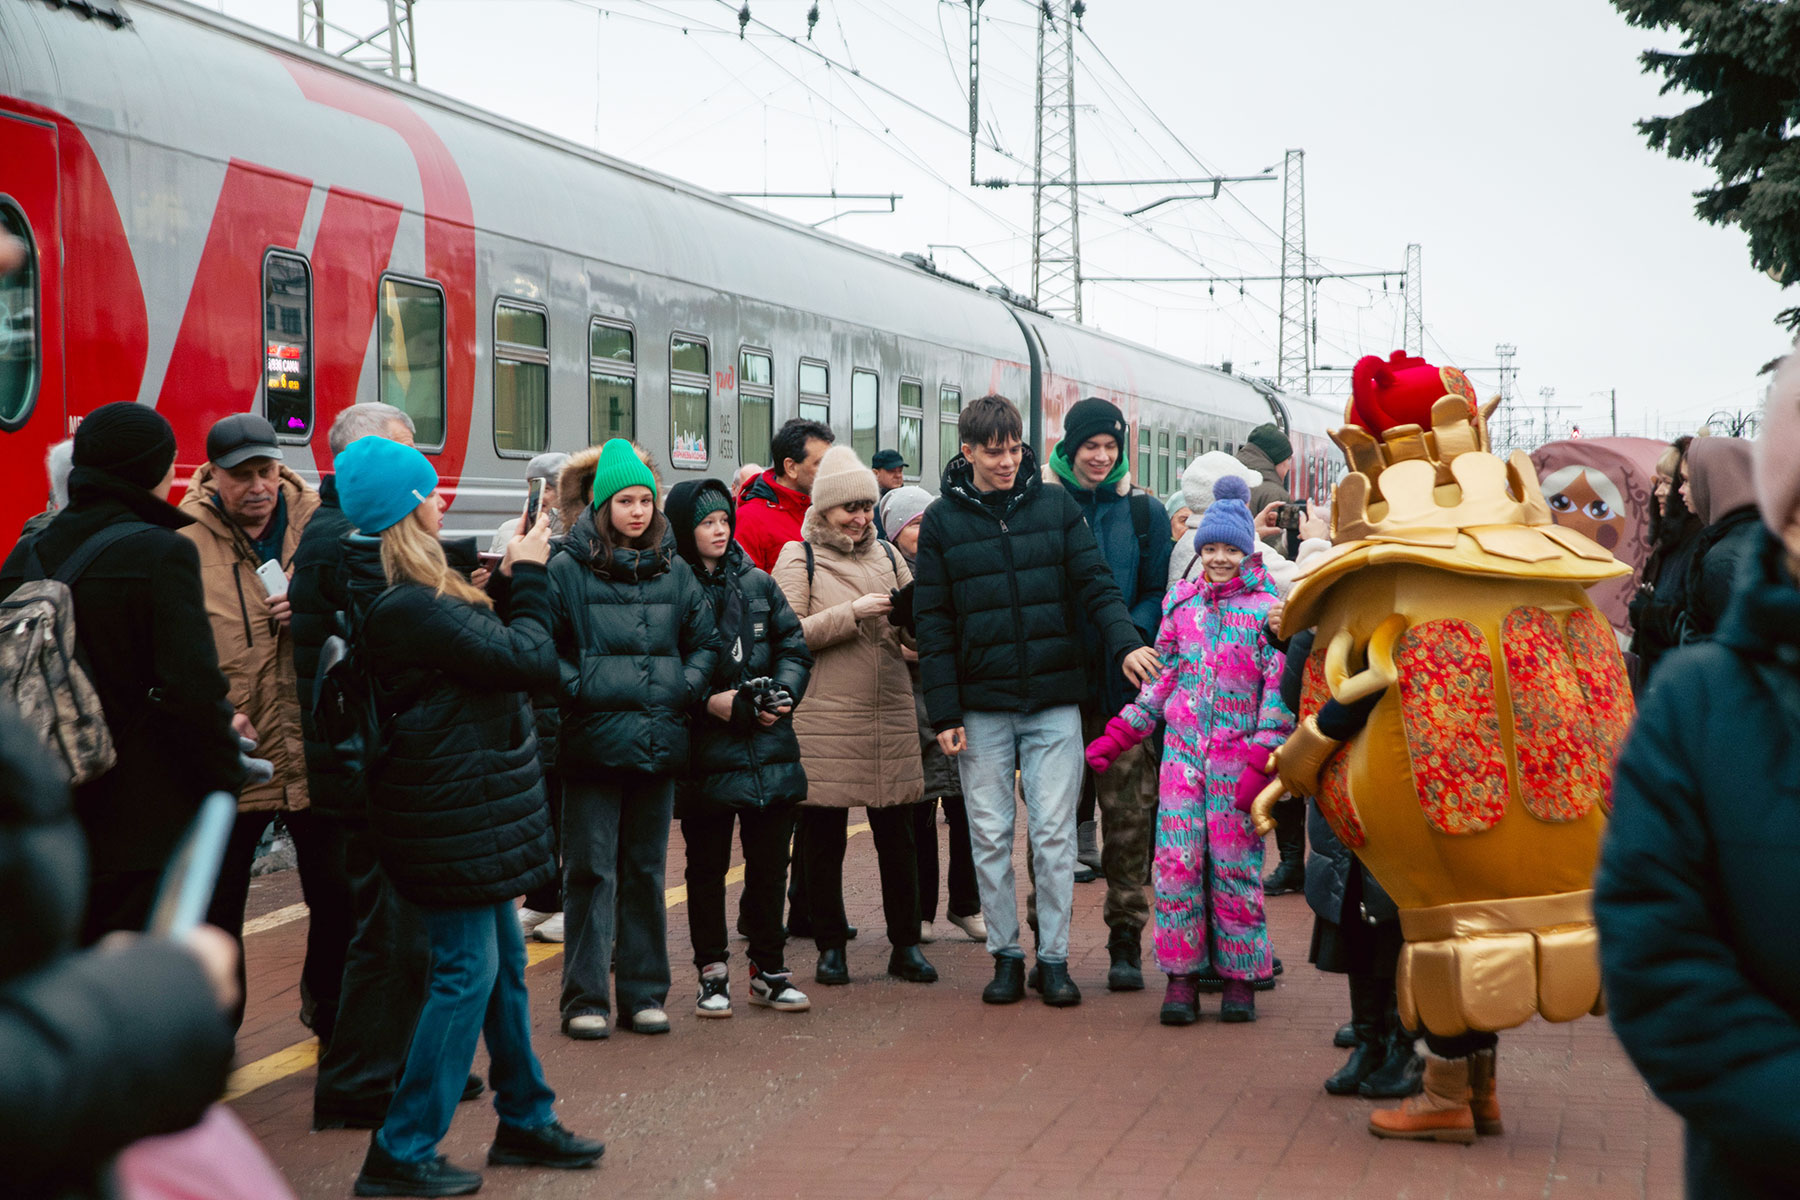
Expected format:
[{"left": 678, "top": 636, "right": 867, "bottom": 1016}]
[
  {"left": 547, "top": 511, "right": 720, "bottom": 776},
  {"left": 666, "top": 480, "right": 811, "bottom": 814},
  {"left": 289, "top": 476, "right": 357, "bottom": 818},
  {"left": 0, "top": 469, "right": 243, "bottom": 874},
  {"left": 1627, "top": 493, "right": 1702, "bottom": 685},
  {"left": 1598, "top": 527, "right": 1800, "bottom": 1200},
  {"left": 1682, "top": 508, "right": 1759, "bottom": 643},
  {"left": 0, "top": 703, "right": 234, "bottom": 1199},
  {"left": 914, "top": 447, "right": 1142, "bottom": 730},
  {"left": 353, "top": 540, "right": 559, "bottom": 908}
]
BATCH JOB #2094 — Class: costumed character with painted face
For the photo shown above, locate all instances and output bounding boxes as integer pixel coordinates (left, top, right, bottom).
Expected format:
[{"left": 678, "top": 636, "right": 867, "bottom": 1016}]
[{"left": 1250, "top": 350, "right": 1636, "bottom": 1143}]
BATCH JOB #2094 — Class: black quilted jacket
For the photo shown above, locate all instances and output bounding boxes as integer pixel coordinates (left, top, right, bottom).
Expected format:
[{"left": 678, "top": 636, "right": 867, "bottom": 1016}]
[
  {"left": 357, "top": 551, "right": 559, "bottom": 907},
  {"left": 913, "top": 448, "right": 1143, "bottom": 730},
  {"left": 546, "top": 512, "right": 720, "bottom": 776},
  {"left": 666, "top": 480, "right": 811, "bottom": 814}
]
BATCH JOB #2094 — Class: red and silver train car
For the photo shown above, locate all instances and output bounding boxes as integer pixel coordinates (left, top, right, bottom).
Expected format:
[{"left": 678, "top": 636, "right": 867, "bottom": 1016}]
[{"left": 0, "top": 0, "right": 1337, "bottom": 548}]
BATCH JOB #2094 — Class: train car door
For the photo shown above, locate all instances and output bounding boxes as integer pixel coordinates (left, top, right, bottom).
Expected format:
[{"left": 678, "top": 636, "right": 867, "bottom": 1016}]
[{"left": 0, "top": 112, "right": 64, "bottom": 547}]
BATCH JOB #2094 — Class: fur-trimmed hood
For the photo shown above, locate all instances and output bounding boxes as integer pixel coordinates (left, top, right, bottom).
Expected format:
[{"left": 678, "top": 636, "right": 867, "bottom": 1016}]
[{"left": 556, "top": 444, "right": 603, "bottom": 530}]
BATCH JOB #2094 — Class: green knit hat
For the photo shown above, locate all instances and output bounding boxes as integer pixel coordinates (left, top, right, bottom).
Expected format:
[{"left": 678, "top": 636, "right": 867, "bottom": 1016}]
[{"left": 589, "top": 438, "right": 658, "bottom": 508}]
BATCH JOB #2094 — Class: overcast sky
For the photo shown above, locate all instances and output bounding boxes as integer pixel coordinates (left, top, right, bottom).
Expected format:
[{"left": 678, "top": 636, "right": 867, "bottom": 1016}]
[{"left": 218, "top": 0, "right": 1792, "bottom": 441}]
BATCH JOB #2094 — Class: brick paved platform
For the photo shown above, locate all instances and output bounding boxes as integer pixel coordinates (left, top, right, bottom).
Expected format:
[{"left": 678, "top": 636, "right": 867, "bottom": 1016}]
[{"left": 231, "top": 819, "right": 1682, "bottom": 1199}]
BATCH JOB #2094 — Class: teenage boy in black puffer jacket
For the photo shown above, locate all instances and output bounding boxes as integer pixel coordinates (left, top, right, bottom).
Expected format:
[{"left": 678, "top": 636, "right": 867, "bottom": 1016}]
[
  {"left": 914, "top": 395, "right": 1161, "bottom": 1008},
  {"left": 666, "top": 480, "right": 814, "bottom": 1019}
]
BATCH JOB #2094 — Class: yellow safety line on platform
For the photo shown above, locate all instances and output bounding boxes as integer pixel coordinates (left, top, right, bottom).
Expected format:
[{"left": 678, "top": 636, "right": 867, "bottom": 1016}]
[{"left": 222, "top": 823, "right": 869, "bottom": 1102}]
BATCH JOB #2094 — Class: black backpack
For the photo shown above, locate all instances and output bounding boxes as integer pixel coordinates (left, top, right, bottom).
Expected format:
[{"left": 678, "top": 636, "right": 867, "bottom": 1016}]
[{"left": 311, "top": 590, "right": 423, "bottom": 799}]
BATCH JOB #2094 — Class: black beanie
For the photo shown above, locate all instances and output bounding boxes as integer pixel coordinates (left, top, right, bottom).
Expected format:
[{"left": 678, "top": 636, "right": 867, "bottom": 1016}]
[
  {"left": 1246, "top": 423, "right": 1293, "bottom": 466},
  {"left": 1059, "top": 396, "right": 1128, "bottom": 458},
  {"left": 73, "top": 402, "right": 178, "bottom": 491}
]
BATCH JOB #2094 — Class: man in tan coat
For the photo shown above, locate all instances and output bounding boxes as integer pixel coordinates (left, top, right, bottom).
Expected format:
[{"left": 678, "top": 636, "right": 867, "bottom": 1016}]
[{"left": 180, "top": 413, "right": 349, "bottom": 1038}]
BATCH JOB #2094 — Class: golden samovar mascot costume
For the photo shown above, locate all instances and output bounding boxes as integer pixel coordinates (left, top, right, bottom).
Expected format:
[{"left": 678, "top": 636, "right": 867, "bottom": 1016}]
[{"left": 1252, "top": 351, "right": 1635, "bottom": 1143}]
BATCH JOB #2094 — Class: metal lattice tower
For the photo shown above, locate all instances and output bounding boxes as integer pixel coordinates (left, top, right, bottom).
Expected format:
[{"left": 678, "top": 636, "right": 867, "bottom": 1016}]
[
  {"left": 299, "top": 0, "right": 419, "bottom": 83},
  {"left": 1031, "top": 0, "right": 1081, "bottom": 321},
  {"left": 1495, "top": 343, "right": 1517, "bottom": 405},
  {"left": 1277, "top": 148, "right": 1308, "bottom": 392},
  {"left": 1403, "top": 242, "right": 1423, "bottom": 355}
]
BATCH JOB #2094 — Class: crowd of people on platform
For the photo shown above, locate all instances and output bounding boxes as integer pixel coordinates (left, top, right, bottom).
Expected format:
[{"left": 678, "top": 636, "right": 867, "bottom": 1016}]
[{"left": 5, "top": 315, "right": 1800, "bottom": 1196}]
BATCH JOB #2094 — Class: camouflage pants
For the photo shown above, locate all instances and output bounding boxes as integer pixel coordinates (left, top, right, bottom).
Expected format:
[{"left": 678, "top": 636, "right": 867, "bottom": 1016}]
[{"left": 1027, "top": 710, "right": 1158, "bottom": 944}]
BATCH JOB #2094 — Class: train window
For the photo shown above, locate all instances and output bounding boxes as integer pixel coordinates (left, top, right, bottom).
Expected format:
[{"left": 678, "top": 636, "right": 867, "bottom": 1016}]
[
  {"left": 899, "top": 379, "right": 923, "bottom": 482},
  {"left": 1223, "top": 440, "right": 1234, "bottom": 456},
  {"left": 799, "top": 358, "right": 830, "bottom": 425},
  {"left": 0, "top": 201, "right": 36, "bottom": 430},
  {"left": 939, "top": 385, "right": 962, "bottom": 468},
  {"left": 493, "top": 300, "right": 549, "bottom": 455},
  {"left": 378, "top": 276, "right": 446, "bottom": 448},
  {"left": 588, "top": 319, "right": 635, "bottom": 442},
  {"left": 670, "top": 334, "right": 710, "bottom": 469},
  {"left": 1156, "top": 430, "right": 1171, "bottom": 496},
  {"left": 739, "top": 348, "right": 774, "bottom": 470},
  {"left": 851, "top": 369, "right": 878, "bottom": 463},
  {"left": 262, "top": 250, "right": 312, "bottom": 441},
  {"left": 1137, "top": 427, "right": 1151, "bottom": 490},
  {"left": 1210, "top": 438, "right": 1221, "bottom": 454},
  {"left": 1175, "top": 434, "right": 1188, "bottom": 472}
]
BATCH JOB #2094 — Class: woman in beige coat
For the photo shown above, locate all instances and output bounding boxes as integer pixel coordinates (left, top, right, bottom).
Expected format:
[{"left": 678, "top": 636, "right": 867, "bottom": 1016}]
[{"left": 772, "top": 446, "right": 934, "bottom": 989}]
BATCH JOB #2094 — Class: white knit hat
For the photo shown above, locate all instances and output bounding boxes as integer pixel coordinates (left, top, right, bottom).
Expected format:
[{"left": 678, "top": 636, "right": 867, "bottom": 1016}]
[
  {"left": 808, "top": 444, "right": 878, "bottom": 513},
  {"left": 1181, "top": 450, "right": 1261, "bottom": 516},
  {"left": 879, "top": 484, "right": 934, "bottom": 535}
]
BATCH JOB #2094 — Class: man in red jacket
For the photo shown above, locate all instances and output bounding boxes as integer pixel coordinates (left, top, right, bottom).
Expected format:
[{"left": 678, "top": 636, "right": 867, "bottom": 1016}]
[{"left": 736, "top": 418, "right": 834, "bottom": 570}]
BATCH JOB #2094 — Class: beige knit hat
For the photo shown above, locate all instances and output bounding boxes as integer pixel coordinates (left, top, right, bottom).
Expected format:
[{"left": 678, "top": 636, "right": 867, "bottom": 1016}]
[
  {"left": 808, "top": 444, "right": 878, "bottom": 513},
  {"left": 1755, "top": 346, "right": 1800, "bottom": 535}
]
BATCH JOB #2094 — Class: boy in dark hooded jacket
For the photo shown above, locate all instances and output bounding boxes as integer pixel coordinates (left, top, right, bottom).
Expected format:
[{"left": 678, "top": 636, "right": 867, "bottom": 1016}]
[{"left": 666, "top": 480, "right": 814, "bottom": 1018}]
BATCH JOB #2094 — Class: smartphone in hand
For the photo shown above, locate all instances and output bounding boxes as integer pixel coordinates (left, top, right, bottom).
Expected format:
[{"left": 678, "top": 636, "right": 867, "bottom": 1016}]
[
  {"left": 254, "top": 558, "right": 288, "bottom": 598},
  {"left": 147, "top": 792, "right": 237, "bottom": 939},
  {"left": 524, "top": 476, "right": 547, "bottom": 530}
]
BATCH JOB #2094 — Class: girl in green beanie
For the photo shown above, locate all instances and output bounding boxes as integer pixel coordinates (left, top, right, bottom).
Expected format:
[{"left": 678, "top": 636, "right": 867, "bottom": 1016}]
[{"left": 546, "top": 439, "right": 721, "bottom": 1039}]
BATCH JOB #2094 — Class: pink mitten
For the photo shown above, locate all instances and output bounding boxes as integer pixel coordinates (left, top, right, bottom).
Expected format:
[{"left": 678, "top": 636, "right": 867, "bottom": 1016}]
[
  {"left": 1233, "top": 760, "right": 1276, "bottom": 814},
  {"left": 1085, "top": 716, "right": 1148, "bottom": 774}
]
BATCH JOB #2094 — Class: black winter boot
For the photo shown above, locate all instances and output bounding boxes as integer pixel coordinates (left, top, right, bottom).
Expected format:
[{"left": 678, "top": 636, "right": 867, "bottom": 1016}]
[
  {"left": 1032, "top": 959, "right": 1081, "bottom": 1007},
  {"left": 1324, "top": 972, "right": 1387, "bottom": 1095},
  {"left": 354, "top": 1138, "right": 482, "bottom": 1197},
  {"left": 983, "top": 954, "right": 1026, "bottom": 1004},
  {"left": 1263, "top": 801, "right": 1307, "bottom": 895},
  {"left": 1106, "top": 934, "right": 1145, "bottom": 992},
  {"left": 1359, "top": 988, "right": 1425, "bottom": 1099}
]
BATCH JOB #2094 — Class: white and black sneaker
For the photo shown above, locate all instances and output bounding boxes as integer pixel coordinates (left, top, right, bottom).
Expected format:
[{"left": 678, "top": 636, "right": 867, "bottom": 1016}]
[
  {"left": 748, "top": 965, "right": 811, "bottom": 1012},
  {"left": 695, "top": 963, "right": 732, "bottom": 1018}
]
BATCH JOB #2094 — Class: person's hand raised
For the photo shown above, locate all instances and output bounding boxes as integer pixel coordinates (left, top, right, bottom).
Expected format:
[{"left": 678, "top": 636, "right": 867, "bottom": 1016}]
[{"left": 502, "top": 512, "right": 553, "bottom": 574}]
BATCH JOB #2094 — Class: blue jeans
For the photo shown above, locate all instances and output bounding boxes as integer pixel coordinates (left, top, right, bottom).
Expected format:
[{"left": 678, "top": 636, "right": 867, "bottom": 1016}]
[
  {"left": 376, "top": 901, "right": 557, "bottom": 1164},
  {"left": 955, "top": 706, "right": 1083, "bottom": 963}
]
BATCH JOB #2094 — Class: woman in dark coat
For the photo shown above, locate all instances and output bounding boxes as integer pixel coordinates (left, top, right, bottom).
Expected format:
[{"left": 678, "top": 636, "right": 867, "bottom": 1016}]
[
  {"left": 1598, "top": 500, "right": 1800, "bottom": 1198},
  {"left": 1678, "top": 436, "right": 1761, "bottom": 644},
  {"left": 1279, "top": 629, "right": 1422, "bottom": 1099},
  {"left": 547, "top": 440, "right": 719, "bottom": 1040},
  {"left": 1627, "top": 437, "right": 1701, "bottom": 685},
  {"left": 334, "top": 436, "right": 601, "bottom": 1197},
  {"left": 666, "top": 479, "right": 813, "bottom": 1018}
]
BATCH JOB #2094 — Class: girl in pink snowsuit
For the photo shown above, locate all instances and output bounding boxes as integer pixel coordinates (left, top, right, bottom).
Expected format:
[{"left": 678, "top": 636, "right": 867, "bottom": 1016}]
[{"left": 1085, "top": 476, "right": 1293, "bottom": 1023}]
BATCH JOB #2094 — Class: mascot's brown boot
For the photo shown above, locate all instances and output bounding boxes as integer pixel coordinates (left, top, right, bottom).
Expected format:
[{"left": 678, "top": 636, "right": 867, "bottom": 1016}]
[
  {"left": 1368, "top": 1054, "right": 1477, "bottom": 1144},
  {"left": 1468, "top": 1047, "right": 1504, "bottom": 1136}
]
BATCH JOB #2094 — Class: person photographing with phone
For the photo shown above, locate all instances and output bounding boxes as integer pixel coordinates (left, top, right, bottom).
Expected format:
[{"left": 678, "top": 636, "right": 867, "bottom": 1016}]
[
  {"left": 772, "top": 447, "right": 935, "bottom": 989},
  {"left": 666, "top": 479, "right": 814, "bottom": 1018},
  {"left": 332, "top": 434, "right": 604, "bottom": 1196}
]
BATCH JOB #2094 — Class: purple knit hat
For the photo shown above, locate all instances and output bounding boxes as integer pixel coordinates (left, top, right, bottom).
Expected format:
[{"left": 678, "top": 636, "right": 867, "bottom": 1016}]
[
  {"left": 1756, "top": 347, "right": 1800, "bottom": 535},
  {"left": 1193, "top": 475, "right": 1256, "bottom": 555}
]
